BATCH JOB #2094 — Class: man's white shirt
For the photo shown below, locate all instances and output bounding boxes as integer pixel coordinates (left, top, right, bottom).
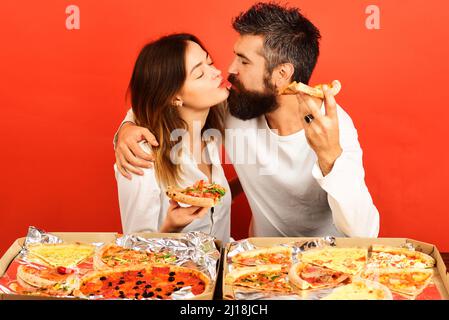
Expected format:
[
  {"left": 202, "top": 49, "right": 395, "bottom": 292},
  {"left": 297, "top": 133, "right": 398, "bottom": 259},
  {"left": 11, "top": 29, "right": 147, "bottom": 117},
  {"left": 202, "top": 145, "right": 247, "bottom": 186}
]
[{"left": 224, "top": 103, "right": 379, "bottom": 237}]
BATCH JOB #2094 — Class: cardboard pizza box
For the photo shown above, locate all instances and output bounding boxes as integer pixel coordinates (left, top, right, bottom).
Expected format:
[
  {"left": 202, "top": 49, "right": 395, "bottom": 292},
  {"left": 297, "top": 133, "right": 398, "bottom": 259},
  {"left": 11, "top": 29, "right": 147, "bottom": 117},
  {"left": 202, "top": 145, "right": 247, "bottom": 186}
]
[
  {"left": 0, "top": 232, "right": 221, "bottom": 300},
  {"left": 222, "top": 237, "right": 449, "bottom": 300}
]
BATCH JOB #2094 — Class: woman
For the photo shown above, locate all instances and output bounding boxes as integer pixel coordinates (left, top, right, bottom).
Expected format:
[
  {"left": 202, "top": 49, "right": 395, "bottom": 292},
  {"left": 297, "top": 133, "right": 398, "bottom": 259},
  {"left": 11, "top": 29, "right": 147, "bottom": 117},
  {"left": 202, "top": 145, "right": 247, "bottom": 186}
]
[{"left": 115, "top": 33, "right": 231, "bottom": 243}]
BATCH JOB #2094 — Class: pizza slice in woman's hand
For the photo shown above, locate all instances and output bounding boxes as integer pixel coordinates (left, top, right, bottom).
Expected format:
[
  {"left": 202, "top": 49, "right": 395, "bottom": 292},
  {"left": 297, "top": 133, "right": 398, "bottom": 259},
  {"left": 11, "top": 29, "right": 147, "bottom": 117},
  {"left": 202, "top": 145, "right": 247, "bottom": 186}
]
[{"left": 166, "top": 180, "right": 226, "bottom": 208}]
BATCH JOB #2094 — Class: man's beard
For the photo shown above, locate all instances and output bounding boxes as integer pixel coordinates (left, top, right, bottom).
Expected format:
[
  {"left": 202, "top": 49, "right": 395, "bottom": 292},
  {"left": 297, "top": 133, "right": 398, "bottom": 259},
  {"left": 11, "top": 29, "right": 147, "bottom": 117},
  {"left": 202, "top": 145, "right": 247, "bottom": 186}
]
[{"left": 227, "top": 74, "right": 279, "bottom": 120}]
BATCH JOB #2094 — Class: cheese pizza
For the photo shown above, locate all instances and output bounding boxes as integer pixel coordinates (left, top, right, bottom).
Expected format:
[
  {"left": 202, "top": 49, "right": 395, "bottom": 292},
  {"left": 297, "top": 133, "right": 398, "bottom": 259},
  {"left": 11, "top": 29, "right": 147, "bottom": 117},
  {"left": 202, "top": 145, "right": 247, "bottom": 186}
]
[
  {"left": 299, "top": 247, "right": 368, "bottom": 275},
  {"left": 26, "top": 243, "right": 95, "bottom": 268},
  {"left": 321, "top": 279, "right": 393, "bottom": 300}
]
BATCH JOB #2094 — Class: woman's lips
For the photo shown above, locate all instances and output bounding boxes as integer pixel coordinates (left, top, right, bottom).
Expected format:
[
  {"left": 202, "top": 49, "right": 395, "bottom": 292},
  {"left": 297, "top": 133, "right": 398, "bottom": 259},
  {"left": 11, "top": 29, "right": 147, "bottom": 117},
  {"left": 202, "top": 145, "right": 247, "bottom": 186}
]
[{"left": 219, "top": 79, "right": 232, "bottom": 90}]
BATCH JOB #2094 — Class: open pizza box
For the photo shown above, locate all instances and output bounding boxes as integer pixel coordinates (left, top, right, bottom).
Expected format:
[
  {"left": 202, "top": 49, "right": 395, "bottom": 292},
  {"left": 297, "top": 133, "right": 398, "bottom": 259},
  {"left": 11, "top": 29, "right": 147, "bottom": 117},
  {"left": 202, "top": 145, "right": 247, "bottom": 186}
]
[
  {"left": 0, "top": 231, "right": 222, "bottom": 300},
  {"left": 222, "top": 237, "right": 449, "bottom": 300}
]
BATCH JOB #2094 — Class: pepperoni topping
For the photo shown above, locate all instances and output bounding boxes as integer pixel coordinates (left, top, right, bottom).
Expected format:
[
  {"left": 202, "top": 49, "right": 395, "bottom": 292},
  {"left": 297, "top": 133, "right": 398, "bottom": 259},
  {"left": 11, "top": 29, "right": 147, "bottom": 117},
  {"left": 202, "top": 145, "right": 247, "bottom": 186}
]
[{"left": 79, "top": 267, "right": 207, "bottom": 299}]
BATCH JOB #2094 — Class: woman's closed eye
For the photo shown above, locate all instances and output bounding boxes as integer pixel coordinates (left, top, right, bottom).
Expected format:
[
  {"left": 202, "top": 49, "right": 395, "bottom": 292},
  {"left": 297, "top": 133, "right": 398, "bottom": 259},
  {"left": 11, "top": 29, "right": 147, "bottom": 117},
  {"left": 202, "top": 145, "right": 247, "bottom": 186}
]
[{"left": 196, "top": 61, "right": 214, "bottom": 79}]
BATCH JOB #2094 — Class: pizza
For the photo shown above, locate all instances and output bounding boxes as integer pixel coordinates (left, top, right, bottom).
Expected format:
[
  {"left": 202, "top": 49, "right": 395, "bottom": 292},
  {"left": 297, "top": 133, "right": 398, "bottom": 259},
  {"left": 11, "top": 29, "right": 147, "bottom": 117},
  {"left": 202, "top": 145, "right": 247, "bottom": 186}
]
[
  {"left": 368, "top": 244, "right": 435, "bottom": 269},
  {"left": 94, "top": 244, "right": 177, "bottom": 269},
  {"left": 299, "top": 247, "right": 368, "bottom": 275},
  {"left": 166, "top": 180, "right": 226, "bottom": 208},
  {"left": 26, "top": 243, "right": 95, "bottom": 268},
  {"left": 74, "top": 264, "right": 210, "bottom": 300},
  {"left": 231, "top": 246, "right": 293, "bottom": 267},
  {"left": 225, "top": 264, "right": 292, "bottom": 293},
  {"left": 280, "top": 80, "right": 341, "bottom": 98},
  {"left": 14, "top": 264, "right": 80, "bottom": 296},
  {"left": 321, "top": 279, "right": 393, "bottom": 300},
  {"left": 361, "top": 268, "right": 433, "bottom": 297},
  {"left": 288, "top": 262, "right": 350, "bottom": 290}
]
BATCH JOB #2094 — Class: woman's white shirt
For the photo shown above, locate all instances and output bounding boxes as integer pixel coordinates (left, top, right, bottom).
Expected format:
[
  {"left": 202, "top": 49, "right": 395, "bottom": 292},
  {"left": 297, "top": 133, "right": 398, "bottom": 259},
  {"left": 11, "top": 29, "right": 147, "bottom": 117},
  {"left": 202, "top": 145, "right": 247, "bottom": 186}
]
[{"left": 114, "top": 140, "right": 231, "bottom": 244}]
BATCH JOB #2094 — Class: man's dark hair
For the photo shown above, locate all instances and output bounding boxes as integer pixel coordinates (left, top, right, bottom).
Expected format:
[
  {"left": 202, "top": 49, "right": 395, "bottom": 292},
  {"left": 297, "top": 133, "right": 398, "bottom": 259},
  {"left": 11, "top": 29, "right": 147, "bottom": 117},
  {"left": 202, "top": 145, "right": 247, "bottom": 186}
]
[{"left": 232, "top": 2, "right": 321, "bottom": 84}]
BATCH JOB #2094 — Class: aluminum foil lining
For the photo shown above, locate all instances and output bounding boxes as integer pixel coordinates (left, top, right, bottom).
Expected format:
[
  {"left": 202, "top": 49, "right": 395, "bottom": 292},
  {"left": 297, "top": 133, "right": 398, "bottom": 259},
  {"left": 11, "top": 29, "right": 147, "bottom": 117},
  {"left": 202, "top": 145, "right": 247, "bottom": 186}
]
[
  {"left": 23, "top": 226, "right": 62, "bottom": 246},
  {"left": 227, "top": 236, "right": 336, "bottom": 267},
  {"left": 115, "top": 231, "right": 220, "bottom": 280}
]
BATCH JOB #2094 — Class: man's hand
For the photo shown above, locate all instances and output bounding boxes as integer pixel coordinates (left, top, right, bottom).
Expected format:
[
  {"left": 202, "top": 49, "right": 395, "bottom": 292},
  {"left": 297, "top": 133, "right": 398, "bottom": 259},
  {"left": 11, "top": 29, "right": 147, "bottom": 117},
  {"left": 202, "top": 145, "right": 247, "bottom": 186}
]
[
  {"left": 295, "top": 81, "right": 343, "bottom": 176},
  {"left": 115, "top": 122, "right": 159, "bottom": 180}
]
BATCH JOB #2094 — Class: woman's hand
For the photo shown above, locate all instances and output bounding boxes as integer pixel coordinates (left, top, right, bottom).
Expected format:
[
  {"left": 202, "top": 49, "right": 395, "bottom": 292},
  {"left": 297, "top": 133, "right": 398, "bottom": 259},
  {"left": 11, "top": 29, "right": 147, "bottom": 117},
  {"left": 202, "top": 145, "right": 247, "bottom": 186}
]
[{"left": 160, "top": 200, "right": 209, "bottom": 233}]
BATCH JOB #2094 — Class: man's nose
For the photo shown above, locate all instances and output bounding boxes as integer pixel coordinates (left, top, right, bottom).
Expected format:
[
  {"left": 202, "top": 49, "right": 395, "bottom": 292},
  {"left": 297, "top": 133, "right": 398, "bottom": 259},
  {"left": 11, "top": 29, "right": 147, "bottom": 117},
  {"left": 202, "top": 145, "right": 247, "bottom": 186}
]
[{"left": 228, "top": 59, "right": 238, "bottom": 75}]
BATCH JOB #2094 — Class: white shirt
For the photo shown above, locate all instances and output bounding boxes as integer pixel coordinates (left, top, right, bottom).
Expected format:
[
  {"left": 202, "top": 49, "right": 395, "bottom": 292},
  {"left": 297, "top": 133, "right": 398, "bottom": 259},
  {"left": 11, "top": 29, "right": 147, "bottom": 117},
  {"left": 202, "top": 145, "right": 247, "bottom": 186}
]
[
  {"left": 114, "top": 139, "right": 231, "bottom": 244},
  {"left": 224, "top": 103, "right": 379, "bottom": 238}
]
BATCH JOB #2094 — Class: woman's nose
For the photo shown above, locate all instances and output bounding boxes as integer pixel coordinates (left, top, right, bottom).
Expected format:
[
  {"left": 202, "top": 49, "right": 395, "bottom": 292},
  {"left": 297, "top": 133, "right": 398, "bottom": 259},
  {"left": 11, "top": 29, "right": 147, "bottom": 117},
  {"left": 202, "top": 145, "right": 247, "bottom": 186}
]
[{"left": 210, "top": 65, "right": 222, "bottom": 79}]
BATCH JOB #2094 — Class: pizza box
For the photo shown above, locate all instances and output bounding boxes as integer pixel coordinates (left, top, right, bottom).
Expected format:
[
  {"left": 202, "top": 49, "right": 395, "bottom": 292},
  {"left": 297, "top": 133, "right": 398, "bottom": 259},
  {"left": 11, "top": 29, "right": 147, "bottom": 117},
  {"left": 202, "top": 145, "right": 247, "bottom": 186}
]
[
  {"left": 222, "top": 237, "right": 449, "bottom": 300},
  {"left": 0, "top": 232, "right": 222, "bottom": 300}
]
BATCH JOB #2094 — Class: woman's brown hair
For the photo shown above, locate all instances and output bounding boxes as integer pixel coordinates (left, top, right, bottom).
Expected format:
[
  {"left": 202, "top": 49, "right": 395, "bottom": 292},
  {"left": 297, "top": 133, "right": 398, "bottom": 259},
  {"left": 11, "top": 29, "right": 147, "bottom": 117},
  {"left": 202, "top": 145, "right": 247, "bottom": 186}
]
[{"left": 128, "top": 33, "right": 226, "bottom": 187}]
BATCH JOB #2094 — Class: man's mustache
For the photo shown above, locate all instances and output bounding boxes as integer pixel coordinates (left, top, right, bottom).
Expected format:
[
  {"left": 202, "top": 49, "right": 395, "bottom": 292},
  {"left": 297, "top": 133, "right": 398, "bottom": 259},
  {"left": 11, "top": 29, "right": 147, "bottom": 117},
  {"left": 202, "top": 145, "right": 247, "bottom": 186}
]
[{"left": 227, "top": 74, "right": 243, "bottom": 92}]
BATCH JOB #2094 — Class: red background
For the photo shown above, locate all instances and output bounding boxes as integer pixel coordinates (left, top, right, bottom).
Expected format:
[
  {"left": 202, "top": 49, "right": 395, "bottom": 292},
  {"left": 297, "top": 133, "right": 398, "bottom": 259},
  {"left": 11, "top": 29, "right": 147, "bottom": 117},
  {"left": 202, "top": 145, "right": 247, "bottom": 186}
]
[{"left": 1, "top": 0, "right": 448, "bottom": 255}]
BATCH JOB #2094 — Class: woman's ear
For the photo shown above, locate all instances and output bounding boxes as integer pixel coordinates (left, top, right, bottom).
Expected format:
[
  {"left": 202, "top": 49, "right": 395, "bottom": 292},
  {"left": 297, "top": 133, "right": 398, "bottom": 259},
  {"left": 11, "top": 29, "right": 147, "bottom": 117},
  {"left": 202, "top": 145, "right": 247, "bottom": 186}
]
[
  {"left": 172, "top": 96, "right": 184, "bottom": 107},
  {"left": 273, "top": 63, "right": 295, "bottom": 90}
]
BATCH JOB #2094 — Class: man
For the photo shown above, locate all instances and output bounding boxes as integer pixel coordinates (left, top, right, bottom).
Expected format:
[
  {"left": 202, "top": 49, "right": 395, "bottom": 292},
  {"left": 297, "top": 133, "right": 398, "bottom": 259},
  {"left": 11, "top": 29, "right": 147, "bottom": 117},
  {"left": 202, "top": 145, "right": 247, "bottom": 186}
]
[{"left": 114, "top": 3, "right": 380, "bottom": 238}]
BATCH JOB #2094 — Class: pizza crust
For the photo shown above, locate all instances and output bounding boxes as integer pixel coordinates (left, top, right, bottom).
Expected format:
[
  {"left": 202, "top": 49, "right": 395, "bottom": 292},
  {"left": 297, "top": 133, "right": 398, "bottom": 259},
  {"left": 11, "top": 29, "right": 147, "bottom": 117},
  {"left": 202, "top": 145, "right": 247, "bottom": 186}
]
[
  {"left": 166, "top": 186, "right": 215, "bottom": 208},
  {"left": 16, "top": 265, "right": 79, "bottom": 295},
  {"left": 17, "top": 265, "right": 60, "bottom": 288},
  {"left": 288, "top": 262, "right": 310, "bottom": 290},
  {"left": 16, "top": 274, "right": 40, "bottom": 292}
]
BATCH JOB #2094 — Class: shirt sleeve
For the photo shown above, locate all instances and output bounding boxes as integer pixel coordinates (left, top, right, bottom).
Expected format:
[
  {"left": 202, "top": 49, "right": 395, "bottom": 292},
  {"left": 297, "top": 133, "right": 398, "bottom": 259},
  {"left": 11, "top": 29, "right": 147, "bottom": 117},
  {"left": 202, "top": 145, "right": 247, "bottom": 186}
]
[
  {"left": 113, "top": 108, "right": 136, "bottom": 148},
  {"left": 311, "top": 105, "right": 380, "bottom": 237},
  {"left": 114, "top": 142, "right": 161, "bottom": 234}
]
